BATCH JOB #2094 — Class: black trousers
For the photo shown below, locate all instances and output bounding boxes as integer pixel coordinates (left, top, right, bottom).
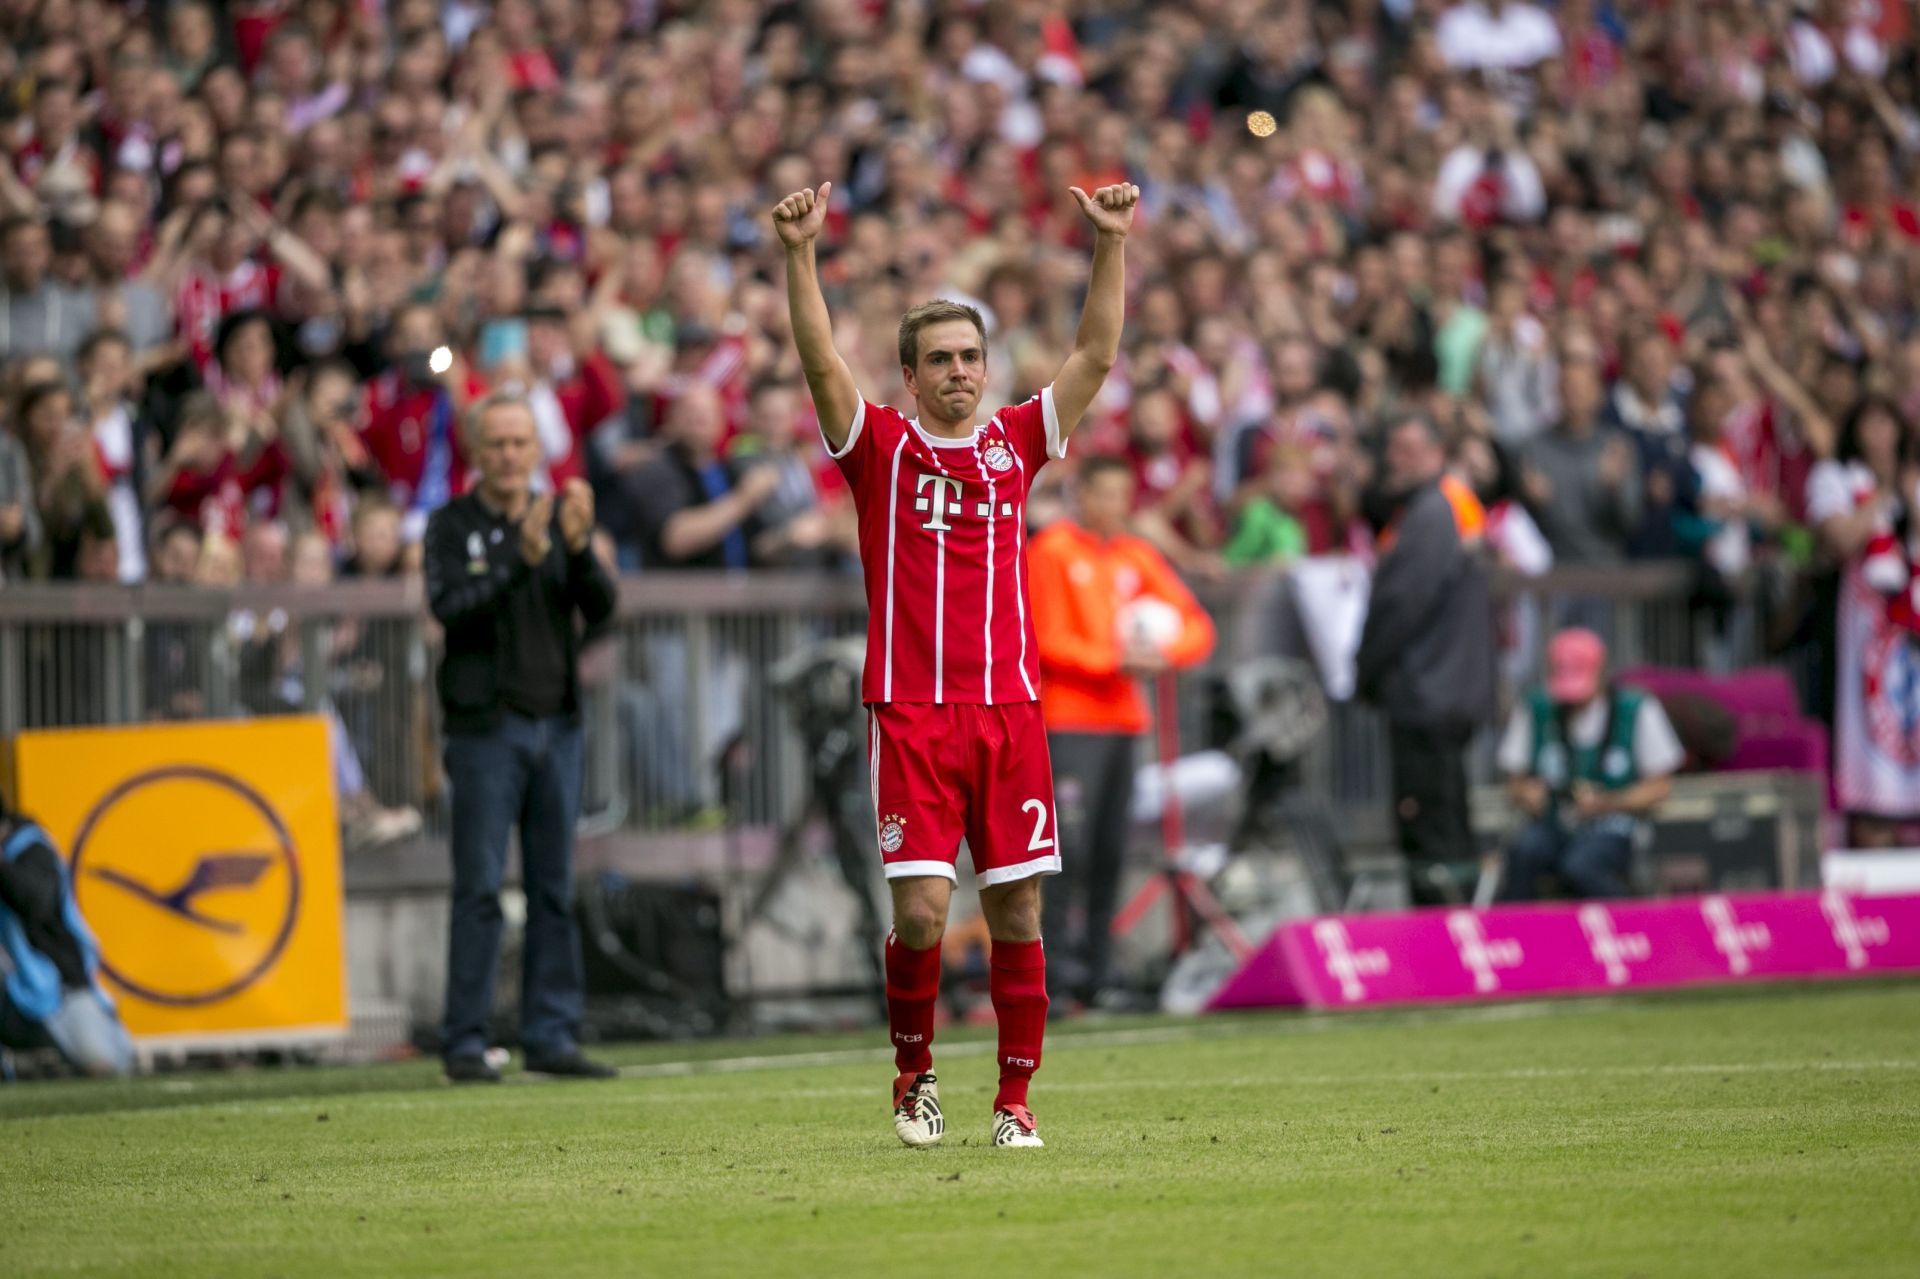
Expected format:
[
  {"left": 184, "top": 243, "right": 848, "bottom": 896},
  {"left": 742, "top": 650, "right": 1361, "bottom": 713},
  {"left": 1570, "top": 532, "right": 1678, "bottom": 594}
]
[
  {"left": 1387, "top": 722, "right": 1475, "bottom": 905},
  {"left": 1040, "top": 731, "right": 1136, "bottom": 1000}
]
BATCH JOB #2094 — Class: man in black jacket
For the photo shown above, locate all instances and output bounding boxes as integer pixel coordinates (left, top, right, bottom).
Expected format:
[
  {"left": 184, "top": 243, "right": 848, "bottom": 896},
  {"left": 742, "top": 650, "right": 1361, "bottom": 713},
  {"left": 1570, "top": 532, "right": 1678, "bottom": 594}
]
[
  {"left": 424, "top": 393, "right": 618, "bottom": 1082},
  {"left": 1356, "top": 414, "right": 1498, "bottom": 906}
]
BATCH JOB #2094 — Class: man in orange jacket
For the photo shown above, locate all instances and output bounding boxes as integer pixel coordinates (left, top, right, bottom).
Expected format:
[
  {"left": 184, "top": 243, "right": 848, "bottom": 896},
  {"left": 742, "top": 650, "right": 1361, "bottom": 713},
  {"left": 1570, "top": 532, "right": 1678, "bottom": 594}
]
[{"left": 1029, "top": 455, "right": 1215, "bottom": 1005}]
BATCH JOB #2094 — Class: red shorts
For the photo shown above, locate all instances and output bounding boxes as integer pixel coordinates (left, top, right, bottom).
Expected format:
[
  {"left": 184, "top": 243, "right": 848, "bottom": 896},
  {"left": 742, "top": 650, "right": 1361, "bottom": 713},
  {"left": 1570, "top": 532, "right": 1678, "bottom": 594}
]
[{"left": 867, "top": 701, "right": 1061, "bottom": 888}]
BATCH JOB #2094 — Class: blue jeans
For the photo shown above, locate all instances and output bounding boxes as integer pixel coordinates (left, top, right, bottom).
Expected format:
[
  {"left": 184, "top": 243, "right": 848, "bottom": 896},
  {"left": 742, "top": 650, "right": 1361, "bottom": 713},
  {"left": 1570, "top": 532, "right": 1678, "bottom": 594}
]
[
  {"left": 1, "top": 987, "right": 134, "bottom": 1077},
  {"left": 1499, "top": 816, "right": 1632, "bottom": 901},
  {"left": 441, "top": 714, "right": 586, "bottom": 1062}
]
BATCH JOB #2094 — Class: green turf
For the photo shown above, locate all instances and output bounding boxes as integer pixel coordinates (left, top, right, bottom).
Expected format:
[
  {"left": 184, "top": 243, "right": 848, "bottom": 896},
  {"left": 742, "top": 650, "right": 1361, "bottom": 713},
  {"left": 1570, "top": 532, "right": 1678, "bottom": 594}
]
[{"left": 5, "top": 982, "right": 1920, "bottom": 1278}]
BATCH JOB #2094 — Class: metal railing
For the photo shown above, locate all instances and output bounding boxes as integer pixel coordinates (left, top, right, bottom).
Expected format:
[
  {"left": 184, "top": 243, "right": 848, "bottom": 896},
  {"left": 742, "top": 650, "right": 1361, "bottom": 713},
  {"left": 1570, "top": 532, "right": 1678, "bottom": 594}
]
[{"left": 0, "top": 561, "right": 1794, "bottom": 846}]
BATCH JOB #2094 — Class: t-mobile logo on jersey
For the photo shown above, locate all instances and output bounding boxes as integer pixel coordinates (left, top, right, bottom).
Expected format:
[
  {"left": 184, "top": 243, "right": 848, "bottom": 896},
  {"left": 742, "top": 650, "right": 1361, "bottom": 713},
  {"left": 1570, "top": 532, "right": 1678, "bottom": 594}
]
[
  {"left": 1701, "top": 895, "right": 1770, "bottom": 975},
  {"left": 1446, "top": 912, "right": 1524, "bottom": 993},
  {"left": 1578, "top": 904, "right": 1651, "bottom": 986},
  {"left": 1820, "top": 891, "right": 1891, "bottom": 970},
  {"left": 1311, "top": 919, "right": 1390, "bottom": 1002},
  {"left": 915, "top": 473, "right": 1014, "bottom": 531}
]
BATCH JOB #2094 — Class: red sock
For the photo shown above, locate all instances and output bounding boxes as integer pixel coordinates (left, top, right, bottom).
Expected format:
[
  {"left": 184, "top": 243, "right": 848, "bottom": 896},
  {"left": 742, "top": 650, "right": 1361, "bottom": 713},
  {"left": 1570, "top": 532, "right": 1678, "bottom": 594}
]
[
  {"left": 989, "top": 938, "right": 1048, "bottom": 1112},
  {"left": 885, "top": 931, "right": 941, "bottom": 1078}
]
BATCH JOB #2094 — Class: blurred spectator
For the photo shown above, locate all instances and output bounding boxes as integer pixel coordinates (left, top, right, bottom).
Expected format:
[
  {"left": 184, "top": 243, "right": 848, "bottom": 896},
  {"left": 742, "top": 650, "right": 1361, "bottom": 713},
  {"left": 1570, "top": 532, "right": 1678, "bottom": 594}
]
[
  {"left": 729, "top": 376, "right": 856, "bottom": 570},
  {"left": 1478, "top": 275, "right": 1556, "bottom": 444},
  {"left": 1497, "top": 628, "right": 1684, "bottom": 901},
  {"left": 17, "top": 378, "right": 109, "bottom": 579},
  {"left": 1356, "top": 413, "right": 1498, "bottom": 905},
  {"left": 1807, "top": 398, "right": 1920, "bottom": 846},
  {"left": 1030, "top": 455, "right": 1214, "bottom": 1006},
  {"left": 143, "top": 518, "right": 208, "bottom": 720},
  {"left": 279, "top": 358, "right": 370, "bottom": 546},
  {"left": 1435, "top": 2, "right": 1564, "bottom": 77},
  {"left": 343, "top": 497, "right": 406, "bottom": 580},
  {"left": 77, "top": 328, "right": 148, "bottom": 581},
  {"left": 1606, "top": 328, "right": 1695, "bottom": 560},
  {"left": 623, "top": 384, "right": 776, "bottom": 572},
  {"left": 1521, "top": 351, "right": 1642, "bottom": 568},
  {"left": 152, "top": 389, "right": 286, "bottom": 541},
  {"left": 1223, "top": 442, "right": 1310, "bottom": 568},
  {"left": 0, "top": 402, "right": 42, "bottom": 581},
  {"left": 1432, "top": 92, "right": 1547, "bottom": 227},
  {"left": 519, "top": 305, "right": 624, "bottom": 493},
  {"left": 0, "top": 217, "right": 92, "bottom": 368},
  {"left": 84, "top": 200, "right": 174, "bottom": 360},
  {"left": 1127, "top": 380, "right": 1220, "bottom": 572},
  {"left": 360, "top": 302, "right": 482, "bottom": 540}
]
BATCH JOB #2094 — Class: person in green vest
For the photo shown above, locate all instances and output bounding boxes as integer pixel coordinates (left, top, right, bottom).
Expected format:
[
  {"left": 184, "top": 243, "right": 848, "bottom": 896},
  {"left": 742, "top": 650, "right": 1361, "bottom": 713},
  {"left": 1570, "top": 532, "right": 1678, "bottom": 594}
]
[{"left": 1495, "top": 628, "right": 1684, "bottom": 900}]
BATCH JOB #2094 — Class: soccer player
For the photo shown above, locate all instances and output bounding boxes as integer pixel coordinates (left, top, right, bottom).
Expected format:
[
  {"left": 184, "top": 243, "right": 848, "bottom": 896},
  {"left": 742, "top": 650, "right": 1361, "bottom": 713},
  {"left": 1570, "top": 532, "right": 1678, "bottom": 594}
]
[{"left": 773, "top": 179, "right": 1136, "bottom": 1148}]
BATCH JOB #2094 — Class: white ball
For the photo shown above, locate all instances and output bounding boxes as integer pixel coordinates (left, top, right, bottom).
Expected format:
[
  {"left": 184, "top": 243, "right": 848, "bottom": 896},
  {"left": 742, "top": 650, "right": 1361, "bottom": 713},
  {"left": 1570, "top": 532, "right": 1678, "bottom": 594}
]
[{"left": 1118, "top": 596, "right": 1183, "bottom": 652}]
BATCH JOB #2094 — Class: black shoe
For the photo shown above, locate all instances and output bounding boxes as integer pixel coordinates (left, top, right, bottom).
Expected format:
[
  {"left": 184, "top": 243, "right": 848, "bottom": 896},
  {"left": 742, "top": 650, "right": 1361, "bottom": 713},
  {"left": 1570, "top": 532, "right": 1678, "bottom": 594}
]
[
  {"left": 443, "top": 1054, "right": 501, "bottom": 1084},
  {"left": 522, "top": 1051, "right": 617, "bottom": 1080}
]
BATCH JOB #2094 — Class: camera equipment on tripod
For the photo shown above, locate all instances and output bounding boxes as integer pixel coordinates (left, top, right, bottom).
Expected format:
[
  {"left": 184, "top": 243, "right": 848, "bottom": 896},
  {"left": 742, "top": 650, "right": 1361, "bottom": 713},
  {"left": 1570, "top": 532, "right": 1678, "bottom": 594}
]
[
  {"left": 748, "top": 636, "right": 886, "bottom": 1012},
  {"left": 768, "top": 636, "right": 868, "bottom": 777}
]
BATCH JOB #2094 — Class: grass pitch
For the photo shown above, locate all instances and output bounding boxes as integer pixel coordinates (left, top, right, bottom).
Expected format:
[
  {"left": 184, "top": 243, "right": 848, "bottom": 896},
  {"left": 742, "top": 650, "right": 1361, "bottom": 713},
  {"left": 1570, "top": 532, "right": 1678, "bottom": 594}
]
[{"left": 4, "top": 982, "right": 1919, "bottom": 1278}]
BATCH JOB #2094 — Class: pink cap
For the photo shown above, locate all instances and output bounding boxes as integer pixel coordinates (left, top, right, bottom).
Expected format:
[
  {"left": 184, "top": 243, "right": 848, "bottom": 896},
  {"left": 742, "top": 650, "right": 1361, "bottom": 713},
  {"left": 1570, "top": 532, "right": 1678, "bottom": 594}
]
[{"left": 1546, "top": 628, "right": 1607, "bottom": 705}]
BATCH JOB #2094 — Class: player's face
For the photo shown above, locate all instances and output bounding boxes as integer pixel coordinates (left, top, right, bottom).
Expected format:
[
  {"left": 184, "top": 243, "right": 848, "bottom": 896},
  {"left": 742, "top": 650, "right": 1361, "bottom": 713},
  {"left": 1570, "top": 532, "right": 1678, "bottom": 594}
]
[{"left": 905, "top": 320, "right": 987, "bottom": 426}]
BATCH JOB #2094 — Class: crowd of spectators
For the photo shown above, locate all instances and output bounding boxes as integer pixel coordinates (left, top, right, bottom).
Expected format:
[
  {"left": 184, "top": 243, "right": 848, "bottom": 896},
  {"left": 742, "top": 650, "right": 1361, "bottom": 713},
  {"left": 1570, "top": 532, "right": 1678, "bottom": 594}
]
[{"left": 2, "top": 0, "right": 1920, "bottom": 832}]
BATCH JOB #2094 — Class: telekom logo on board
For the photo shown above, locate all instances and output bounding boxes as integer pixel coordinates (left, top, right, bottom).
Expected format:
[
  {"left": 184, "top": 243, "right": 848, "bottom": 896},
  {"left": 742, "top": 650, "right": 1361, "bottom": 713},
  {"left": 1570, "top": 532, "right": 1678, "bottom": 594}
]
[
  {"left": 1446, "top": 912, "right": 1524, "bottom": 992},
  {"left": 1577, "top": 905, "right": 1651, "bottom": 986},
  {"left": 1312, "top": 919, "right": 1390, "bottom": 1002},
  {"left": 1700, "top": 896, "right": 1771, "bottom": 976},
  {"left": 1820, "top": 891, "right": 1891, "bottom": 970}
]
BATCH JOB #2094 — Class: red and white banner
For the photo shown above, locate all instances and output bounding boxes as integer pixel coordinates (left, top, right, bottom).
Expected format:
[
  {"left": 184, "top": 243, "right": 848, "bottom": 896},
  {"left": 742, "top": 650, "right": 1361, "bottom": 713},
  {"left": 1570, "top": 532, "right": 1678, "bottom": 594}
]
[{"left": 1206, "top": 891, "right": 1920, "bottom": 1011}]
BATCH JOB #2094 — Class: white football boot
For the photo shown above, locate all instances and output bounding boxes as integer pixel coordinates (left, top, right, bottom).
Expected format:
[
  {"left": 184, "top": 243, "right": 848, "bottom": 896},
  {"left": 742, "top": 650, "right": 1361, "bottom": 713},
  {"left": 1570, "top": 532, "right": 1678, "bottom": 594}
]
[
  {"left": 991, "top": 1103, "right": 1044, "bottom": 1148},
  {"left": 892, "top": 1070, "right": 944, "bottom": 1148}
]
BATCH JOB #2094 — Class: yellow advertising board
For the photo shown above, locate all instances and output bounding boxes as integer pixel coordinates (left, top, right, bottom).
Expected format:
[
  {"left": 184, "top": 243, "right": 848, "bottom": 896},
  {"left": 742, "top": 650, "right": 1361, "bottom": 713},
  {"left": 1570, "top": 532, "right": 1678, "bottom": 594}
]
[{"left": 11, "top": 717, "right": 346, "bottom": 1045}]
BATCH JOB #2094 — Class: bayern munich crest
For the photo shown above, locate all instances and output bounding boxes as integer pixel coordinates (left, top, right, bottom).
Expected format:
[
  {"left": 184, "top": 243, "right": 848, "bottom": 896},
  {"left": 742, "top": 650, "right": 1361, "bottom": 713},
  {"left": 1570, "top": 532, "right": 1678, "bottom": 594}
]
[
  {"left": 982, "top": 443, "right": 1015, "bottom": 472},
  {"left": 879, "top": 815, "right": 906, "bottom": 853}
]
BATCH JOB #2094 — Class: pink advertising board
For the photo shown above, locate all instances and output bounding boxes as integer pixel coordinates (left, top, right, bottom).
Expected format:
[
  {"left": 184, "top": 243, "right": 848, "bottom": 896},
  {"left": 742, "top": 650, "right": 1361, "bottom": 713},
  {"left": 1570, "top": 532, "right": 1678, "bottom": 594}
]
[{"left": 1206, "top": 891, "right": 1920, "bottom": 1011}]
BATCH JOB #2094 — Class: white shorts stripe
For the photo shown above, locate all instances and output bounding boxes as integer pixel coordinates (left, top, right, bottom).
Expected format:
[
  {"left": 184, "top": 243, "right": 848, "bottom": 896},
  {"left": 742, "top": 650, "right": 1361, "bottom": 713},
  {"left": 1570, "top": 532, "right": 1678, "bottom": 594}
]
[
  {"left": 977, "top": 852, "right": 1063, "bottom": 888},
  {"left": 883, "top": 860, "right": 960, "bottom": 883},
  {"left": 868, "top": 713, "right": 881, "bottom": 846}
]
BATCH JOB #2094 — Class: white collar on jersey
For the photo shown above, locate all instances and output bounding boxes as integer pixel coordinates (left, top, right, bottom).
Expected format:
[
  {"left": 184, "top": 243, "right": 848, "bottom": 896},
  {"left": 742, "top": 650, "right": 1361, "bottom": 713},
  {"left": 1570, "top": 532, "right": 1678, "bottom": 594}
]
[{"left": 909, "top": 417, "right": 989, "bottom": 449}]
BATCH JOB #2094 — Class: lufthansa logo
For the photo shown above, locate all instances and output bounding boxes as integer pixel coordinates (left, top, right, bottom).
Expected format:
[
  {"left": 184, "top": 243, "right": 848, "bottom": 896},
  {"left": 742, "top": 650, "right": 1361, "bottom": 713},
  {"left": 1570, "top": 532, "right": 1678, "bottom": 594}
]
[{"left": 69, "top": 766, "right": 301, "bottom": 1007}]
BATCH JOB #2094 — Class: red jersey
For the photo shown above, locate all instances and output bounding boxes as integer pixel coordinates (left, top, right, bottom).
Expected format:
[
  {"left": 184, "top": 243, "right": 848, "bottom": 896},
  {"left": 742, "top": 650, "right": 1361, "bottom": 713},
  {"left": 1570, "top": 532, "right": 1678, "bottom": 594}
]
[
  {"left": 833, "top": 388, "right": 1064, "bottom": 706},
  {"left": 176, "top": 260, "right": 283, "bottom": 371},
  {"left": 362, "top": 368, "right": 486, "bottom": 510}
]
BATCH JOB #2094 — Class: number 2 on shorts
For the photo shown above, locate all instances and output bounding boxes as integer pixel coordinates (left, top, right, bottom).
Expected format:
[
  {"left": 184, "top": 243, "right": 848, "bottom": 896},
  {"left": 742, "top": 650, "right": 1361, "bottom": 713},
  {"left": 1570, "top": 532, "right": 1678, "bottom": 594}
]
[{"left": 1022, "top": 798, "right": 1055, "bottom": 852}]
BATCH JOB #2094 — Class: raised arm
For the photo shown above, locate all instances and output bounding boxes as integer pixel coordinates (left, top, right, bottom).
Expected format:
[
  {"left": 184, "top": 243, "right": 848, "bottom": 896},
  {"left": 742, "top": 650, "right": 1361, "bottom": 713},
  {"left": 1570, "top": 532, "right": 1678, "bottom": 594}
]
[
  {"left": 772, "top": 183, "right": 861, "bottom": 452},
  {"left": 1051, "top": 184, "right": 1139, "bottom": 441},
  {"left": 233, "top": 197, "right": 333, "bottom": 294}
]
